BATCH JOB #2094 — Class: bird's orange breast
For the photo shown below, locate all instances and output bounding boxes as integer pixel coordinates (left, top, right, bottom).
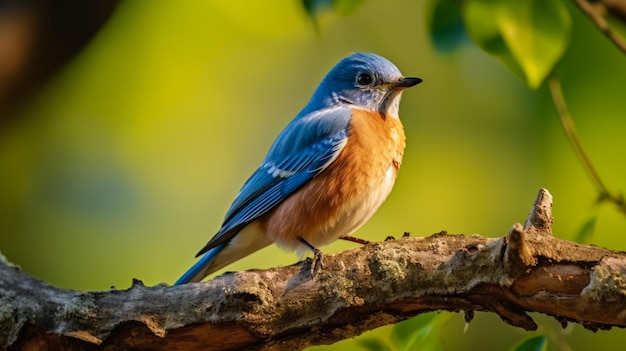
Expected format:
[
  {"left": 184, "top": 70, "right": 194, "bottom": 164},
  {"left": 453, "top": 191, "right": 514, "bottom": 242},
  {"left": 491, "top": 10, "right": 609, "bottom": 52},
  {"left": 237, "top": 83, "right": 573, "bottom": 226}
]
[{"left": 260, "top": 109, "right": 406, "bottom": 252}]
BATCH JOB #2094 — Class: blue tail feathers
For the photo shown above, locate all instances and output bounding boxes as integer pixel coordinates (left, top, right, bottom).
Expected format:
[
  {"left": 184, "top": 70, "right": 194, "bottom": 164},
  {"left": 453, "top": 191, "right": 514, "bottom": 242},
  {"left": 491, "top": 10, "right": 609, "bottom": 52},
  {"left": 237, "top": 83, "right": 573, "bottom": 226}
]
[{"left": 174, "top": 243, "right": 226, "bottom": 285}]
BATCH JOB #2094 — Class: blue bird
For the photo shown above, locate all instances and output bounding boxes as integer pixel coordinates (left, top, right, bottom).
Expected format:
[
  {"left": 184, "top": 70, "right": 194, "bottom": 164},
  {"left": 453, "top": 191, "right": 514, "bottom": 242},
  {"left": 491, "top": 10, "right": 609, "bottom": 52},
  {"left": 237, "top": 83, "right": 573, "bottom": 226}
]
[{"left": 175, "top": 53, "right": 421, "bottom": 284}]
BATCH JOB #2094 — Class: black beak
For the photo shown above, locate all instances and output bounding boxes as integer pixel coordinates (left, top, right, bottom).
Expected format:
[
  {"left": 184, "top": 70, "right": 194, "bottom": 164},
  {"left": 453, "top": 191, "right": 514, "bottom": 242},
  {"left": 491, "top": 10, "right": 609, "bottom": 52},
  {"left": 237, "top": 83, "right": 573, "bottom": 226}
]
[{"left": 394, "top": 77, "right": 423, "bottom": 88}]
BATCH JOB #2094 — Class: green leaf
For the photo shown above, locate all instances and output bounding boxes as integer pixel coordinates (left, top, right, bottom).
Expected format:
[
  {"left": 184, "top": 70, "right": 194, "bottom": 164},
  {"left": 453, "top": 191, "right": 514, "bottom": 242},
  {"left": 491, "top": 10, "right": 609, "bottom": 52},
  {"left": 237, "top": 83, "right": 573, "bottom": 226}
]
[
  {"left": 428, "top": 0, "right": 468, "bottom": 53},
  {"left": 356, "top": 338, "right": 394, "bottom": 351},
  {"left": 462, "top": 0, "right": 526, "bottom": 81},
  {"left": 510, "top": 335, "right": 548, "bottom": 351},
  {"left": 390, "top": 312, "right": 437, "bottom": 348},
  {"left": 576, "top": 216, "right": 597, "bottom": 243},
  {"left": 462, "top": 0, "right": 571, "bottom": 88},
  {"left": 392, "top": 313, "right": 450, "bottom": 351},
  {"left": 498, "top": 0, "right": 572, "bottom": 88}
]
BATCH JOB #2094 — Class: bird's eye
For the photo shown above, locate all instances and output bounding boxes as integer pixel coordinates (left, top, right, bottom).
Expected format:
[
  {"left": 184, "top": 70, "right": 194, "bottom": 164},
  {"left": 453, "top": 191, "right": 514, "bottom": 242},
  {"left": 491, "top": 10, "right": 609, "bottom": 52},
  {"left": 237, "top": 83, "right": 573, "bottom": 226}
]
[{"left": 356, "top": 73, "right": 373, "bottom": 86}]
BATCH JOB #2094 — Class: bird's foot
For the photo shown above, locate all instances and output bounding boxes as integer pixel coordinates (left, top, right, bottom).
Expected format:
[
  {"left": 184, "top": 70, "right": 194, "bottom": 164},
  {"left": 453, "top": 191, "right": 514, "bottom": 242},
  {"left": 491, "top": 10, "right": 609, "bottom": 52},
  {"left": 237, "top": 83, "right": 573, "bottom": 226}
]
[
  {"left": 310, "top": 248, "right": 324, "bottom": 277},
  {"left": 298, "top": 236, "right": 324, "bottom": 277}
]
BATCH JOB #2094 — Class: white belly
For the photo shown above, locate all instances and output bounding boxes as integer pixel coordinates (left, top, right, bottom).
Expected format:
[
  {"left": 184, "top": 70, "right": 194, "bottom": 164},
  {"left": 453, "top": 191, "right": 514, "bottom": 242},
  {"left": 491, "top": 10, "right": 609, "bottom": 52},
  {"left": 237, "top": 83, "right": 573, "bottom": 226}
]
[{"left": 310, "top": 164, "right": 397, "bottom": 247}]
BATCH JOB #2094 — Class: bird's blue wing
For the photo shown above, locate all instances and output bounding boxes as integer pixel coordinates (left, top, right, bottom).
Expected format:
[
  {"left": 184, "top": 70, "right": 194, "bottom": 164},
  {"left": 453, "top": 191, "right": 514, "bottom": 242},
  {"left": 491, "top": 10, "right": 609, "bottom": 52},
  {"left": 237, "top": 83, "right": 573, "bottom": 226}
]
[{"left": 195, "top": 106, "right": 352, "bottom": 256}]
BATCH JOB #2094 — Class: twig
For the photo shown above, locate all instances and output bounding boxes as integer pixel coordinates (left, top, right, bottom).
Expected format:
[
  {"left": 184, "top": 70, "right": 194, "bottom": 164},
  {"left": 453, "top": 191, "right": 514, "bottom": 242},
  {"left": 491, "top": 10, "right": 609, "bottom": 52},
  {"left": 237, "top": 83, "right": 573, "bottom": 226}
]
[
  {"left": 572, "top": 0, "right": 626, "bottom": 55},
  {"left": 548, "top": 75, "right": 626, "bottom": 214}
]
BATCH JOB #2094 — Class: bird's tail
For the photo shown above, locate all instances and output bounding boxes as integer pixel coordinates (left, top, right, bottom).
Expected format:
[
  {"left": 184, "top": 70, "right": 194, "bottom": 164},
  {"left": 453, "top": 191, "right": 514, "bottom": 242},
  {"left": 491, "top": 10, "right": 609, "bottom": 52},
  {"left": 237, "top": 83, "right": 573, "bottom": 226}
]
[
  {"left": 174, "top": 222, "right": 273, "bottom": 285},
  {"left": 174, "top": 243, "right": 226, "bottom": 285}
]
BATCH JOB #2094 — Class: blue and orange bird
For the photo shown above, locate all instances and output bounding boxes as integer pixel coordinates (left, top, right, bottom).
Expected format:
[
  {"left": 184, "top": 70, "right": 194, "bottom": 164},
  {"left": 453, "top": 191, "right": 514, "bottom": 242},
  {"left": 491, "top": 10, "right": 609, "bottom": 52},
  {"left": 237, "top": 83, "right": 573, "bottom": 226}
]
[{"left": 175, "top": 52, "right": 421, "bottom": 285}]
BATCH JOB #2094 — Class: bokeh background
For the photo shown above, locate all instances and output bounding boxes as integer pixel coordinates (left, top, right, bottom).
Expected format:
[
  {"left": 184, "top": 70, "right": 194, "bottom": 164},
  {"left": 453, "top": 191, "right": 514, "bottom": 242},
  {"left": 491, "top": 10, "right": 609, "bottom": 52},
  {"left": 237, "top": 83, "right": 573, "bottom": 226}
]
[{"left": 1, "top": 0, "right": 625, "bottom": 350}]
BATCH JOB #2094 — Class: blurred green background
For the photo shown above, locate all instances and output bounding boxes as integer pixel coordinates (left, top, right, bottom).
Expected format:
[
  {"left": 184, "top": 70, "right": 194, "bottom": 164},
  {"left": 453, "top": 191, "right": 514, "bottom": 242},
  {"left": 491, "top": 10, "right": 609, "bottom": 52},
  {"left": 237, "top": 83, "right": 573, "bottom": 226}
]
[{"left": 1, "top": 0, "right": 625, "bottom": 350}]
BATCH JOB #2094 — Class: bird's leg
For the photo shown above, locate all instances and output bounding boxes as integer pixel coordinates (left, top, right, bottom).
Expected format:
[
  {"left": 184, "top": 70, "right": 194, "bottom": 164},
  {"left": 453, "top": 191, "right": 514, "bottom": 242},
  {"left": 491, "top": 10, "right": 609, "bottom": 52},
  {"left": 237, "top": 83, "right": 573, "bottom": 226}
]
[
  {"left": 339, "top": 236, "right": 371, "bottom": 245},
  {"left": 298, "top": 236, "right": 323, "bottom": 277}
]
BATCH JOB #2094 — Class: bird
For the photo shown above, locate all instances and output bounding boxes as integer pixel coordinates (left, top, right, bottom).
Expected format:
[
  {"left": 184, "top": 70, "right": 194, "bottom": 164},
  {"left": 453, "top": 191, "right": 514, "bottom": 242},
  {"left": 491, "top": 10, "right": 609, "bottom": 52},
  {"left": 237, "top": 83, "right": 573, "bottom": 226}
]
[{"left": 175, "top": 52, "right": 421, "bottom": 285}]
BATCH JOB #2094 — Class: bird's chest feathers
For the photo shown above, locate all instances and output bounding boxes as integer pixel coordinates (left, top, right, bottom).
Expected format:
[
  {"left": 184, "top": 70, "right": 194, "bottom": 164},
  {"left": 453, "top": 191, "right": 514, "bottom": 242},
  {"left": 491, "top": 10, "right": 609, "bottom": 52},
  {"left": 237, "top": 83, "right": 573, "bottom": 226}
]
[
  {"left": 342, "top": 109, "right": 405, "bottom": 185},
  {"left": 320, "top": 109, "right": 406, "bottom": 213}
]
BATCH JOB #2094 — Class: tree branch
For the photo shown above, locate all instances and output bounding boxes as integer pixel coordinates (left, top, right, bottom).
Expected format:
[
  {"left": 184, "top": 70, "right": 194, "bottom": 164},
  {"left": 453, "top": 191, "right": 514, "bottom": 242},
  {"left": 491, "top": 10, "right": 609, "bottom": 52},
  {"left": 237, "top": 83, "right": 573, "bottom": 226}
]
[
  {"left": 572, "top": 0, "right": 626, "bottom": 55},
  {"left": 2, "top": 189, "right": 626, "bottom": 350},
  {"left": 598, "top": 0, "right": 626, "bottom": 23}
]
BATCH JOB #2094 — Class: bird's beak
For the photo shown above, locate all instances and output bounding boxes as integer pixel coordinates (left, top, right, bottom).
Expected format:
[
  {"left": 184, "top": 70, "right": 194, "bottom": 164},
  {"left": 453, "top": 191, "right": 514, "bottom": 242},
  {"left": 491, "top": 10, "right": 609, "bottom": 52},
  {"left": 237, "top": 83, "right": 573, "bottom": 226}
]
[{"left": 394, "top": 77, "right": 423, "bottom": 88}]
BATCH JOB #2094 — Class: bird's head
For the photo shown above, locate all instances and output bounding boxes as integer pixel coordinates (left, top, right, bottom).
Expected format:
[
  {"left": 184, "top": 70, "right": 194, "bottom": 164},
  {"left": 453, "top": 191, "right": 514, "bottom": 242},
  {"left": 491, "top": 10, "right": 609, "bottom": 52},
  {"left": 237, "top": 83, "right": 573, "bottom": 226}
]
[{"left": 306, "top": 52, "right": 422, "bottom": 117}]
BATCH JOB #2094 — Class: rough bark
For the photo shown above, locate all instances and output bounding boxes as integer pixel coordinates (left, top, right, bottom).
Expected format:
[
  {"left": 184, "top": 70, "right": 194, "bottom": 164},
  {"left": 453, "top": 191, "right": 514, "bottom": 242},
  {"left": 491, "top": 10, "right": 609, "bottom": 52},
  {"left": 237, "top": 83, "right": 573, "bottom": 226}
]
[{"left": 2, "top": 188, "right": 626, "bottom": 351}]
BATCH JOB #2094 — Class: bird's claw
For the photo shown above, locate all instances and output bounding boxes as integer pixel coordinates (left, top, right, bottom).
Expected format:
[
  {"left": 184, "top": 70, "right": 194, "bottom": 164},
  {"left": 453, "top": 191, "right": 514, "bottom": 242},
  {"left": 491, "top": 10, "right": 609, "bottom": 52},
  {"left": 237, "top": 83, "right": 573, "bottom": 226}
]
[{"left": 310, "top": 249, "right": 324, "bottom": 277}]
